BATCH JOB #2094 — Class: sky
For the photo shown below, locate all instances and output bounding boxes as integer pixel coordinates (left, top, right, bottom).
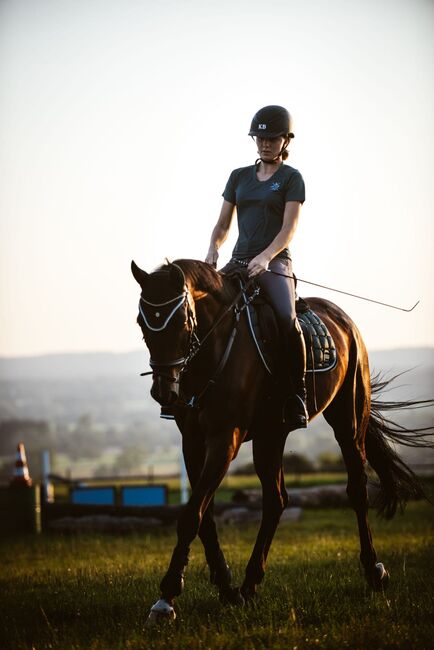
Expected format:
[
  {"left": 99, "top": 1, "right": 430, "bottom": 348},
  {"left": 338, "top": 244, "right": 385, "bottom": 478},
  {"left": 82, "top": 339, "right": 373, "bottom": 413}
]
[{"left": 0, "top": 0, "right": 433, "bottom": 357}]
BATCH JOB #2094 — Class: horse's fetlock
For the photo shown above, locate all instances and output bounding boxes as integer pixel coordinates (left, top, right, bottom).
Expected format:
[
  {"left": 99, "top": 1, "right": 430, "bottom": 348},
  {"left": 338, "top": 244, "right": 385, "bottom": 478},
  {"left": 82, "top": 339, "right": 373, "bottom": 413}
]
[
  {"left": 240, "top": 583, "right": 258, "bottom": 602},
  {"left": 160, "top": 571, "right": 184, "bottom": 599},
  {"left": 365, "top": 562, "right": 390, "bottom": 591},
  {"left": 245, "top": 563, "right": 265, "bottom": 586},
  {"left": 211, "top": 558, "right": 232, "bottom": 588},
  {"left": 219, "top": 586, "right": 245, "bottom": 606}
]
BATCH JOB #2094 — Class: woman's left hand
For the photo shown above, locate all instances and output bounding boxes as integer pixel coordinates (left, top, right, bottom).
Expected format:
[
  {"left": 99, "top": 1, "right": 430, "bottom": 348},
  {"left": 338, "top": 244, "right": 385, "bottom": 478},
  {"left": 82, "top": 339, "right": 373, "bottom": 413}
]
[{"left": 247, "top": 253, "right": 271, "bottom": 277}]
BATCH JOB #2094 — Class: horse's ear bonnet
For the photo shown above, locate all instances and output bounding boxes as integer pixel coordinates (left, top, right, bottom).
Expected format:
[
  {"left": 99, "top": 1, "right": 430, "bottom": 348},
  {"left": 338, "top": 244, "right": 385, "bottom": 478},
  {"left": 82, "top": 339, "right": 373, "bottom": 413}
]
[
  {"left": 169, "top": 263, "right": 186, "bottom": 292},
  {"left": 131, "top": 260, "right": 149, "bottom": 287}
]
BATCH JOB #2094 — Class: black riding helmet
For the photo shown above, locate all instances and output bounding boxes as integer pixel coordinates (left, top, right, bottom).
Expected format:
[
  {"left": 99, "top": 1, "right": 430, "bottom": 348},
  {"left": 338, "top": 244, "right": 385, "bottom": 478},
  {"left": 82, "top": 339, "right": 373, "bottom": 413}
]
[{"left": 248, "top": 105, "right": 294, "bottom": 139}]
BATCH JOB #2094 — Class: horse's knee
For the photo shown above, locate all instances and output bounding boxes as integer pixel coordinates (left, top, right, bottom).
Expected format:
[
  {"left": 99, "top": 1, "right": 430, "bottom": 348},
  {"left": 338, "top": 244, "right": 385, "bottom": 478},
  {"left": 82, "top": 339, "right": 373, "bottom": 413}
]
[
  {"left": 263, "top": 488, "right": 287, "bottom": 519},
  {"left": 177, "top": 505, "right": 201, "bottom": 538},
  {"left": 255, "top": 463, "right": 288, "bottom": 516}
]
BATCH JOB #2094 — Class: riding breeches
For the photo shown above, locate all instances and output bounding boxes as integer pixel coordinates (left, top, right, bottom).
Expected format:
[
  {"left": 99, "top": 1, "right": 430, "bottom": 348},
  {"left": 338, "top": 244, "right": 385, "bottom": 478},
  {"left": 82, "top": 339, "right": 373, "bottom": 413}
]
[
  {"left": 256, "top": 257, "right": 297, "bottom": 332},
  {"left": 221, "top": 256, "right": 306, "bottom": 401},
  {"left": 221, "top": 257, "right": 297, "bottom": 332}
]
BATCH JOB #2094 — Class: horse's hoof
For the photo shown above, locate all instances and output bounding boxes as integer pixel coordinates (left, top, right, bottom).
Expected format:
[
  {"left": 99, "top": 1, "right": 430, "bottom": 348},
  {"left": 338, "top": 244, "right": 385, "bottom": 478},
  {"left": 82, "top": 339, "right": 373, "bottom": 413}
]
[
  {"left": 240, "top": 585, "right": 257, "bottom": 604},
  {"left": 219, "top": 587, "right": 245, "bottom": 606},
  {"left": 369, "top": 562, "right": 390, "bottom": 591},
  {"left": 145, "top": 599, "right": 176, "bottom": 627}
]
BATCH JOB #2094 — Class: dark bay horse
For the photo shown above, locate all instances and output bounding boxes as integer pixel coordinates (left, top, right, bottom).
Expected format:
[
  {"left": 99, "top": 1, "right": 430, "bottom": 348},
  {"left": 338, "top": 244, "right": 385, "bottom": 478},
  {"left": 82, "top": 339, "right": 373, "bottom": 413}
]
[{"left": 131, "top": 258, "right": 429, "bottom": 624}]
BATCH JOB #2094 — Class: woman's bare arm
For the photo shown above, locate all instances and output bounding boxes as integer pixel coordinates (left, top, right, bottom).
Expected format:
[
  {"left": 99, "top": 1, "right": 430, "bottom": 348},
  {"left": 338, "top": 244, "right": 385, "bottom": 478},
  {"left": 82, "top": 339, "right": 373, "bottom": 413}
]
[{"left": 205, "top": 200, "right": 235, "bottom": 266}]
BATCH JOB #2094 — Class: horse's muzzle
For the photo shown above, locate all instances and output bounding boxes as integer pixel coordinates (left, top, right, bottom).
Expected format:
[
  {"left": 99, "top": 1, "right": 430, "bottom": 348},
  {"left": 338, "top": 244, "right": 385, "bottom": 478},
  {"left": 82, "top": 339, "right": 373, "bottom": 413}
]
[{"left": 151, "top": 374, "right": 180, "bottom": 406}]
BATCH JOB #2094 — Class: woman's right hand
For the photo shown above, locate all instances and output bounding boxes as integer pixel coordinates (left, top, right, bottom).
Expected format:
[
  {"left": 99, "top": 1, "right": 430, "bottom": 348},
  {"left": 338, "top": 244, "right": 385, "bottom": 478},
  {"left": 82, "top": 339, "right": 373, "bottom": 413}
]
[{"left": 205, "top": 249, "right": 219, "bottom": 268}]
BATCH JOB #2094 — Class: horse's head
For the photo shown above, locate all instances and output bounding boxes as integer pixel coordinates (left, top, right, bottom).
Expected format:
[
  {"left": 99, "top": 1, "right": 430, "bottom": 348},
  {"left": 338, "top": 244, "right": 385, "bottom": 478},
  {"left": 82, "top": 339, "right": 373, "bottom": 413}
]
[{"left": 131, "top": 260, "right": 197, "bottom": 407}]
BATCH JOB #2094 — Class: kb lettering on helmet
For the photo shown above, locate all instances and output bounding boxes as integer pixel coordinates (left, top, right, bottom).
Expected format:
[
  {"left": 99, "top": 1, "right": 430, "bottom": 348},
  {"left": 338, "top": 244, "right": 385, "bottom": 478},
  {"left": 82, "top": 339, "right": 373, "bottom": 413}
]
[{"left": 248, "top": 106, "right": 294, "bottom": 139}]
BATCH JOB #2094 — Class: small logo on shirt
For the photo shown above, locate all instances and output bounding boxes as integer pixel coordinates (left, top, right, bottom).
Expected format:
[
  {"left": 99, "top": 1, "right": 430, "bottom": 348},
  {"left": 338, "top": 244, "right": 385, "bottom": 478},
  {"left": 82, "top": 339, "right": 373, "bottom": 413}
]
[{"left": 270, "top": 182, "right": 281, "bottom": 191}]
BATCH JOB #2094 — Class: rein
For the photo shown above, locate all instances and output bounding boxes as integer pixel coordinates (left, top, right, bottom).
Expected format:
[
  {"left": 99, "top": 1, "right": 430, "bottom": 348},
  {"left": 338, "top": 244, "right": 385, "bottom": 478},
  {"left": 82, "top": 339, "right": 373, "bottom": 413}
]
[
  {"left": 185, "top": 308, "right": 241, "bottom": 408},
  {"left": 182, "top": 278, "right": 256, "bottom": 365}
]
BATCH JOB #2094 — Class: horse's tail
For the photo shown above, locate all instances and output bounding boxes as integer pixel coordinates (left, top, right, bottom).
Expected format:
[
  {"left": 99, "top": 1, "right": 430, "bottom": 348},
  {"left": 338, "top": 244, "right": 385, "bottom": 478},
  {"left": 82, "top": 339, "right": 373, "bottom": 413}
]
[{"left": 365, "top": 372, "right": 434, "bottom": 519}]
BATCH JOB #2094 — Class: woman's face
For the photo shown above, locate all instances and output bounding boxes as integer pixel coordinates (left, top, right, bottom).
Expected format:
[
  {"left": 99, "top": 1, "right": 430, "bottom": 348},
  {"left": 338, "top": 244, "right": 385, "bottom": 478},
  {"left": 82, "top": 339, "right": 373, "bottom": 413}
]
[{"left": 255, "top": 135, "right": 288, "bottom": 162}]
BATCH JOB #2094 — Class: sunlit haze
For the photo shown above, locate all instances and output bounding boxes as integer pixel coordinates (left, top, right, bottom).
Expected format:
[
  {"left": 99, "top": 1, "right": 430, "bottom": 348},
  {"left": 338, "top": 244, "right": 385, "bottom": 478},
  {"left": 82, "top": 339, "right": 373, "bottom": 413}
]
[{"left": 1, "top": 0, "right": 433, "bottom": 357}]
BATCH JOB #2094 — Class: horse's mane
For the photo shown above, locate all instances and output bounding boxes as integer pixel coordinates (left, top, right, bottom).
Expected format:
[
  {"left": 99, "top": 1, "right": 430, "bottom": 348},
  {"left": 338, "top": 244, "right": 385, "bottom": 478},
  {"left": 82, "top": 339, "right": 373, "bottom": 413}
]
[{"left": 161, "top": 259, "right": 237, "bottom": 303}]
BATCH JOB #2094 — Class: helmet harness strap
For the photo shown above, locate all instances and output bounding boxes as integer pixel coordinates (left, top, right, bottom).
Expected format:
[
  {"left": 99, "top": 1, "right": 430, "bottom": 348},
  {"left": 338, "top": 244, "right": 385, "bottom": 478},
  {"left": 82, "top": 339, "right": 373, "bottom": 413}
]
[{"left": 252, "top": 135, "right": 290, "bottom": 165}]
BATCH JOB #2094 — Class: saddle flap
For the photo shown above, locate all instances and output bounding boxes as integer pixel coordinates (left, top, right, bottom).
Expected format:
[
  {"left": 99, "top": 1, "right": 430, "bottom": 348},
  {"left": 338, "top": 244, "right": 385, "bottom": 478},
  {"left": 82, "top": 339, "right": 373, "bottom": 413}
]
[{"left": 247, "top": 299, "right": 337, "bottom": 374}]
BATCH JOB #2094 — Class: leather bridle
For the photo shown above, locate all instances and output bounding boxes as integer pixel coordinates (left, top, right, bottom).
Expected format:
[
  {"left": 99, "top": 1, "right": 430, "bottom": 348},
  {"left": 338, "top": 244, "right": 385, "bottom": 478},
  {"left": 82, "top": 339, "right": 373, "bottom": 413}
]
[
  {"left": 138, "top": 274, "right": 259, "bottom": 405},
  {"left": 138, "top": 288, "right": 199, "bottom": 378}
]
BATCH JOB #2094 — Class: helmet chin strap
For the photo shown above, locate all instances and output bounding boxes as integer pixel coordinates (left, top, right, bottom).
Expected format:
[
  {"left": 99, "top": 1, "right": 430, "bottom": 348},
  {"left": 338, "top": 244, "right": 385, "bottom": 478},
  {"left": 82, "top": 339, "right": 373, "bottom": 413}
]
[
  {"left": 255, "top": 136, "right": 290, "bottom": 165},
  {"left": 255, "top": 157, "right": 280, "bottom": 167},
  {"left": 260, "top": 155, "right": 281, "bottom": 164},
  {"left": 257, "top": 151, "right": 285, "bottom": 165}
]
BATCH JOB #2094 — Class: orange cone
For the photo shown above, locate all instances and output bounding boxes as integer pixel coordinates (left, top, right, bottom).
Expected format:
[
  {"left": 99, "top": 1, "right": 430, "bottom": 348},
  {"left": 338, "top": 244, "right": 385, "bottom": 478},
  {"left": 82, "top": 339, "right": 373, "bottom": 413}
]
[{"left": 10, "top": 442, "right": 32, "bottom": 486}]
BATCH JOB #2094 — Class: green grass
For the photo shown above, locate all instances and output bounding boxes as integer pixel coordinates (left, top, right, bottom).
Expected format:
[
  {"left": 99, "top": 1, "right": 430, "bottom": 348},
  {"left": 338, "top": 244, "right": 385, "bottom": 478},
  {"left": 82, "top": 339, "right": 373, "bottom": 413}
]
[{"left": 0, "top": 502, "right": 433, "bottom": 649}]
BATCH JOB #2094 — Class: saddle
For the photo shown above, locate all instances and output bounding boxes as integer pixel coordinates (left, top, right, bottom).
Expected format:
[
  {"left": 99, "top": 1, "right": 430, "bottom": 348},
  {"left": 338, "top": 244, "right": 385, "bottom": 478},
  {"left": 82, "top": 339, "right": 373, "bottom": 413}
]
[{"left": 228, "top": 269, "right": 337, "bottom": 375}]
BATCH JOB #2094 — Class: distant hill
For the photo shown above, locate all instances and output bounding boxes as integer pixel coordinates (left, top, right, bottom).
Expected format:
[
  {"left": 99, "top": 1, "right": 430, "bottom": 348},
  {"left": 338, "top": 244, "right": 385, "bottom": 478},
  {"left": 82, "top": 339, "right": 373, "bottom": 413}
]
[
  {"left": 1, "top": 347, "right": 433, "bottom": 381},
  {"left": 0, "top": 347, "right": 432, "bottom": 471},
  {"left": 0, "top": 351, "right": 149, "bottom": 380},
  {"left": 368, "top": 347, "right": 434, "bottom": 373}
]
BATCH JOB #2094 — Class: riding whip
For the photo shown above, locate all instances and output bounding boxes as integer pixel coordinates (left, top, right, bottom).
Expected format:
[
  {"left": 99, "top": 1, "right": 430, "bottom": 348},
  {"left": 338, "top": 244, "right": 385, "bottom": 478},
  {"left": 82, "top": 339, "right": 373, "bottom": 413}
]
[{"left": 267, "top": 269, "right": 419, "bottom": 313}]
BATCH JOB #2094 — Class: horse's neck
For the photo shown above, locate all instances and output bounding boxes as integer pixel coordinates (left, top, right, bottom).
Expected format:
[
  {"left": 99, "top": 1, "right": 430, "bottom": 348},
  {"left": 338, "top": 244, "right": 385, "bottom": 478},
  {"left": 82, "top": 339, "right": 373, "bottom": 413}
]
[
  {"left": 185, "top": 270, "right": 238, "bottom": 347},
  {"left": 195, "top": 292, "right": 229, "bottom": 335}
]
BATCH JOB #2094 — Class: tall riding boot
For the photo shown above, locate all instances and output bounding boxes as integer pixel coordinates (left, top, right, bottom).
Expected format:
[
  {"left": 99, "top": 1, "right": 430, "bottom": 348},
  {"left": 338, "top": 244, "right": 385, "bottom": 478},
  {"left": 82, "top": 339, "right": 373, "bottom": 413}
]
[{"left": 283, "top": 319, "right": 308, "bottom": 430}]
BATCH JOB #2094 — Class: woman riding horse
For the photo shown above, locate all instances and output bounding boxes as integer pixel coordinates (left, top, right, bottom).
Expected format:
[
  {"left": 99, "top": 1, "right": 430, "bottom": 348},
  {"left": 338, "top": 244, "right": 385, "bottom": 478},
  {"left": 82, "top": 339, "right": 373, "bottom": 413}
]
[
  {"left": 131, "top": 106, "right": 430, "bottom": 625},
  {"left": 132, "top": 256, "right": 428, "bottom": 624},
  {"left": 205, "top": 105, "right": 308, "bottom": 430}
]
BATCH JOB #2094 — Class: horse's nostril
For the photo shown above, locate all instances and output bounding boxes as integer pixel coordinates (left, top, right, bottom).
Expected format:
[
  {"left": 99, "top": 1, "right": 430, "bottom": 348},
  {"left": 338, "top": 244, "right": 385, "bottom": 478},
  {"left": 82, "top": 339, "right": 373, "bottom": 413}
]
[
  {"left": 166, "top": 391, "right": 179, "bottom": 406},
  {"left": 151, "top": 377, "right": 179, "bottom": 406}
]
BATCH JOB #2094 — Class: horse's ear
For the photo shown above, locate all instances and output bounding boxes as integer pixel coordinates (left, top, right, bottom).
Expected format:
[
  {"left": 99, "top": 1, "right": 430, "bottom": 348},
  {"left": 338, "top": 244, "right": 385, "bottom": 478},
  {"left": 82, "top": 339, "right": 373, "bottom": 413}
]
[
  {"left": 169, "top": 263, "right": 186, "bottom": 291},
  {"left": 131, "top": 260, "right": 149, "bottom": 287}
]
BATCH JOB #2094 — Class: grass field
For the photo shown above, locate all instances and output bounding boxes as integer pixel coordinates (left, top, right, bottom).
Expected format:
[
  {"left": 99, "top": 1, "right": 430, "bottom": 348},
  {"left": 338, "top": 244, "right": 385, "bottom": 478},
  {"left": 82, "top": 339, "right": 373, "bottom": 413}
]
[{"left": 0, "top": 501, "right": 433, "bottom": 650}]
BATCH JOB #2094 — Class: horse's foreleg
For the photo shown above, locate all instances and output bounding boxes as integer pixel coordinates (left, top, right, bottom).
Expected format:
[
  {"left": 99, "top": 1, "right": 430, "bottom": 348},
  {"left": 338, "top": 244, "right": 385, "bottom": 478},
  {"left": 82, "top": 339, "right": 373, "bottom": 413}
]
[
  {"left": 157, "top": 432, "right": 238, "bottom": 609},
  {"left": 241, "top": 433, "right": 288, "bottom": 600},
  {"left": 180, "top": 429, "right": 236, "bottom": 601}
]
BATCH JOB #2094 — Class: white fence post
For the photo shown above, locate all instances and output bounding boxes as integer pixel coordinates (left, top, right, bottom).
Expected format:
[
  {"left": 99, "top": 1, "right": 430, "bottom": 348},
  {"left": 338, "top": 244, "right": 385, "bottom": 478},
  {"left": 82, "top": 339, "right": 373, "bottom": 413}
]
[
  {"left": 41, "top": 449, "right": 54, "bottom": 503},
  {"left": 180, "top": 452, "right": 189, "bottom": 504}
]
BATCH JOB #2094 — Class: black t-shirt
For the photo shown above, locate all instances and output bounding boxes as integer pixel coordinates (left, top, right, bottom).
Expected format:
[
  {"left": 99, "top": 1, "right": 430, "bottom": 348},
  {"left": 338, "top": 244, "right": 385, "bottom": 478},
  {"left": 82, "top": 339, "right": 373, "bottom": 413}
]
[{"left": 222, "top": 163, "right": 305, "bottom": 260}]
